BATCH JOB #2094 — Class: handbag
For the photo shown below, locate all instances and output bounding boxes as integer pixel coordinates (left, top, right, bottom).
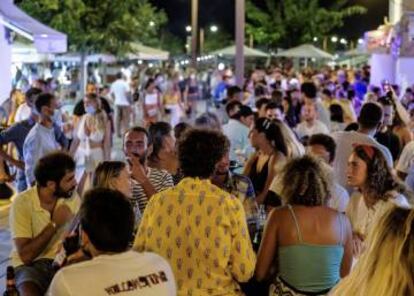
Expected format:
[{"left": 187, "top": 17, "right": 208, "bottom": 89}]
[{"left": 270, "top": 277, "right": 329, "bottom": 296}]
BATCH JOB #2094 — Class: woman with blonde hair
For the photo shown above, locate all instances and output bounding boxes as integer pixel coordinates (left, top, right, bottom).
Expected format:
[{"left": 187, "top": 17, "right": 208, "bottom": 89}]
[
  {"left": 256, "top": 155, "right": 352, "bottom": 295},
  {"left": 331, "top": 206, "right": 414, "bottom": 296},
  {"left": 71, "top": 93, "right": 111, "bottom": 192},
  {"left": 274, "top": 119, "right": 305, "bottom": 158},
  {"left": 143, "top": 78, "right": 162, "bottom": 127},
  {"left": 163, "top": 79, "right": 183, "bottom": 127},
  {"left": 93, "top": 161, "right": 141, "bottom": 225}
]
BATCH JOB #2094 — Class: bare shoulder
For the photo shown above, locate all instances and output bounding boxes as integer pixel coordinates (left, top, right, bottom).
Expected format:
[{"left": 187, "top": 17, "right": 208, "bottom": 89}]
[{"left": 267, "top": 205, "right": 290, "bottom": 224}]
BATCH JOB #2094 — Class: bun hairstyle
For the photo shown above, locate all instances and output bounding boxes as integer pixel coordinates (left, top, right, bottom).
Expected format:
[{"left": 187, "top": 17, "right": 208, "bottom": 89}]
[{"left": 254, "top": 118, "right": 288, "bottom": 156}]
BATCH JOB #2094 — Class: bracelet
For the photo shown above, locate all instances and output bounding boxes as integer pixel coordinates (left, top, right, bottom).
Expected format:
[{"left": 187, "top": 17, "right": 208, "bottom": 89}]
[{"left": 50, "top": 221, "right": 57, "bottom": 231}]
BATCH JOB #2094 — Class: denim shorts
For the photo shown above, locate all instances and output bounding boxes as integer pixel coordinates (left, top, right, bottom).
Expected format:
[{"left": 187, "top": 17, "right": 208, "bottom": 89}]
[{"left": 15, "top": 259, "right": 55, "bottom": 293}]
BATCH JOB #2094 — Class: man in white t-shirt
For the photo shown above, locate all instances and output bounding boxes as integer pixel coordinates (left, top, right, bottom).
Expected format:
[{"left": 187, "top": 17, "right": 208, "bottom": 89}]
[
  {"left": 307, "top": 134, "right": 349, "bottom": 212},
  {"left": 296, "top": 103, "right": 329, "bottom": 140},
  {"left": 110, "top": 72, "right": 131, "bottom": 137},
  {"left": 48, "top": 188, "right": 175, "bottom": 296},
  {"left": 332, "top": 102, "right": 393, "bottom": 192}
]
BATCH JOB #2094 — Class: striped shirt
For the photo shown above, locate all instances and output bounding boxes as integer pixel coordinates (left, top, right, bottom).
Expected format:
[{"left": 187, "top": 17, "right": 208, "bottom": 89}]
[{"left": 131, "top": 167, "right": 174, "bottom": 214}]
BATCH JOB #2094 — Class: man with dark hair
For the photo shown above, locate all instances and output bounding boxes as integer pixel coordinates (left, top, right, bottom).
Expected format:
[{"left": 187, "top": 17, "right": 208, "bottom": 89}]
[
  {"left": 375, "top": 96, "right": 401, "bottom": 160},
  {"left": 265, "top": 102, "right": 284, "bottom": 121},
  {"left": 308, "top": 134, "right": 336, "bottom": 163},
  {"left": 300, "top": 82, "right": 318, "bottom": 99},
  {"left": 211, "top": 145, "right": 260, "bottom": 239},
  {"left": 0, "top": 89, "right": 67, "bottom": 191},
  {"left": 226, "top": 85, "right": 242, "bottom": 102},
  {"left": 223, "top": 102, "right": 253, "bottom": 162},
  {"left": 332, "top": 102, "right": 393, "bottom": 191},
  {"left": 10, "top": 152, "right": 79, "bottom": 296},
  {"left": 225, "top": 100, "right": 242, "bottom": 118},
  {"left": 23, "top": 93, "right": 64, "bottom": 187},
  {"left": 271, "top": 89, "right": 283, "bottom": 105},
  {"left": 307, "top": 134, "right": 349, "bottom": 212},
  {"left": 134, "top": 129, "right": 255, "bottom": 296},
  {"left": 239, "top": 105, "right": 254, "bottom": 127},
  {"left": 123, "top": 127, "right": 173, "bottom": 215},
  {"left": 48, "top": 188, "right": 175, "bottom": 295},
  {"left": 255, "top": 97, "right": 269, "bottom": 118},
  {"left": 301, "top": 81, "right": 330, "bottom": 128}
]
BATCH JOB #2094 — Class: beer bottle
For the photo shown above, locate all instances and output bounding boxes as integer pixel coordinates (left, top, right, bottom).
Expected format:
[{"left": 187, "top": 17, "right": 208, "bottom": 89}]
[{"left": 3, "top": 266, "right": 19, "bottom": 296}]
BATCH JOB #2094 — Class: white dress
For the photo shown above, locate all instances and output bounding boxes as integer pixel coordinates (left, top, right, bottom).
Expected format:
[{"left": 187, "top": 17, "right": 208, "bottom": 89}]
[{"left": 74, "top": 115, "right": 105, "bottom": 177}]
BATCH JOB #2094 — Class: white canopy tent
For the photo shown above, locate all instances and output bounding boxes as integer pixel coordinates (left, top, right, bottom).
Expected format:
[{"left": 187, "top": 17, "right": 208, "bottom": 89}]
[
  {"left": 0, "top": 0, "right": 67, "bottom": 53},
  {"left": 126, "top": 43, "right": 169, "bottom": 60},
  {"left": 343, "top": 47, "right": 368, "bottom": 57},
  {"left": 0, "top": 0, "right": 67, "bottom": 103},
  {"left": 55, "top": 43, "right": 170, "bottom": 64},
  {"left": 211, "top": 45, "right": 269, "bottom": 58},
  {"left": 276, "top": 44, "right": 334, "bottom": 60}
]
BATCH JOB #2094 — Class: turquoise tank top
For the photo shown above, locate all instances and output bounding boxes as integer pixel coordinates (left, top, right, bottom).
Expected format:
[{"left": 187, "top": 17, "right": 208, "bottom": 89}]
[{"left": 278, "top": 205, "right": 344, "bottom": 292}]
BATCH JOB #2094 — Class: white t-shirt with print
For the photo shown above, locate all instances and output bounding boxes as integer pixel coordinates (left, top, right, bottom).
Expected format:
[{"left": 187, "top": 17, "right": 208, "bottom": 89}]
[{"left": 47, "top": 251, "right": 176, "bottom": 296}]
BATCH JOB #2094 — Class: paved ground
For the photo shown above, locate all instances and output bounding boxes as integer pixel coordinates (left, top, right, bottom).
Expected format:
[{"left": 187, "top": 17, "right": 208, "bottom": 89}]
[{"left": 0, "top": 99, "right": 212, "bottom": 291}]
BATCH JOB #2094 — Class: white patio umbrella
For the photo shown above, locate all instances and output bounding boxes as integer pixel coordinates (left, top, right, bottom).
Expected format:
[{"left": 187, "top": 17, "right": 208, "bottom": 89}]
[
  {"left": 211, "top": 45, "right": 269, "bottom": 58},
  {"left": 276, "top": 44, "right": 334, "bottom": 60},
  {"left": 126, "top": 43, "right": 169, "bottom": 60}
]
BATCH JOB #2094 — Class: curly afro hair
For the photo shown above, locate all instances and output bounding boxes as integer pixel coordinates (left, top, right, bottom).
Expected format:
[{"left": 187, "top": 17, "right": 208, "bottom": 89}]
[{"left": 178, "top": 128, "right": 229, "bottom": 178}]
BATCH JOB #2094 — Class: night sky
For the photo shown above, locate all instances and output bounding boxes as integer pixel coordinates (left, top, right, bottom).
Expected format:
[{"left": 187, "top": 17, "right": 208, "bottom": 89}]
[{"left": 151, "top": 0, "right": 389, "bottom": 42}]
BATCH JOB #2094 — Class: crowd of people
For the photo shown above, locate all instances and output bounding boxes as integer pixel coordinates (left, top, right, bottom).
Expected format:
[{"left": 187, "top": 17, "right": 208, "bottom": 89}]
[{"left": 1, "top": 63, "right": 414, "bottom": 296}]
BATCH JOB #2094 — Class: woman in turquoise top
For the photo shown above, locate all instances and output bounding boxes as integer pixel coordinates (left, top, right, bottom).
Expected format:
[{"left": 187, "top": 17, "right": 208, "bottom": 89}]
[{"left": 255, "top": 155, "right": 352, "bottom": 295}]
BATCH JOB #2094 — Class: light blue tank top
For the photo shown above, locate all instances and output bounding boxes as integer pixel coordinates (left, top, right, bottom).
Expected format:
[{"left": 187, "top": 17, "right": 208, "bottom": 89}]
[{"left": 278, "top": 205, "right": 344, "bottom": 292}]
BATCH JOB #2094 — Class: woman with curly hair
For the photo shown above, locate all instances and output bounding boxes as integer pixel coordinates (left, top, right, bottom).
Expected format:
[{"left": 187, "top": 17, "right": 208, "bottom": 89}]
[
  {"left": 331, "top": 206, "right": 414, "bottom": 296},
  {"left": 346, "top": 144, "right": 410, "bottom": 259},
  {"left": 255, "top": 155, "right": 352, "bottom": 295}
]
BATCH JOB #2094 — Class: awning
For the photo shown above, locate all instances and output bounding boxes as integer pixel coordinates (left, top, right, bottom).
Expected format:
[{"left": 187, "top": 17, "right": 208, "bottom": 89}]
[
  {"left": 12, "top": 42, "right": 55, "bottom": 63},
  {"left": 54, "top": 53, "right": 117, "bottom": 64},
  {"left": 0, "top": 0, "right": 67, "bottom": 53}
]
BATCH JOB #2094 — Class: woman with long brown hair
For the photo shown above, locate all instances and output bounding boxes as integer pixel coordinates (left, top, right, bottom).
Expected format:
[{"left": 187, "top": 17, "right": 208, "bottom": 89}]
[
  {"left": 244, "top": 118, "right": 287, "bottom": 205},
  {"left": 346, "top": 144, "right": 410, "bottom": 259}
]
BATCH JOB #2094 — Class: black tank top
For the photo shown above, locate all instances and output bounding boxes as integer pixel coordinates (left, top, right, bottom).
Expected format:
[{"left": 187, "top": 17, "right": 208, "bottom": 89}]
[{"left": 248, "top": 157, "right": 269, "bottom": 195}]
